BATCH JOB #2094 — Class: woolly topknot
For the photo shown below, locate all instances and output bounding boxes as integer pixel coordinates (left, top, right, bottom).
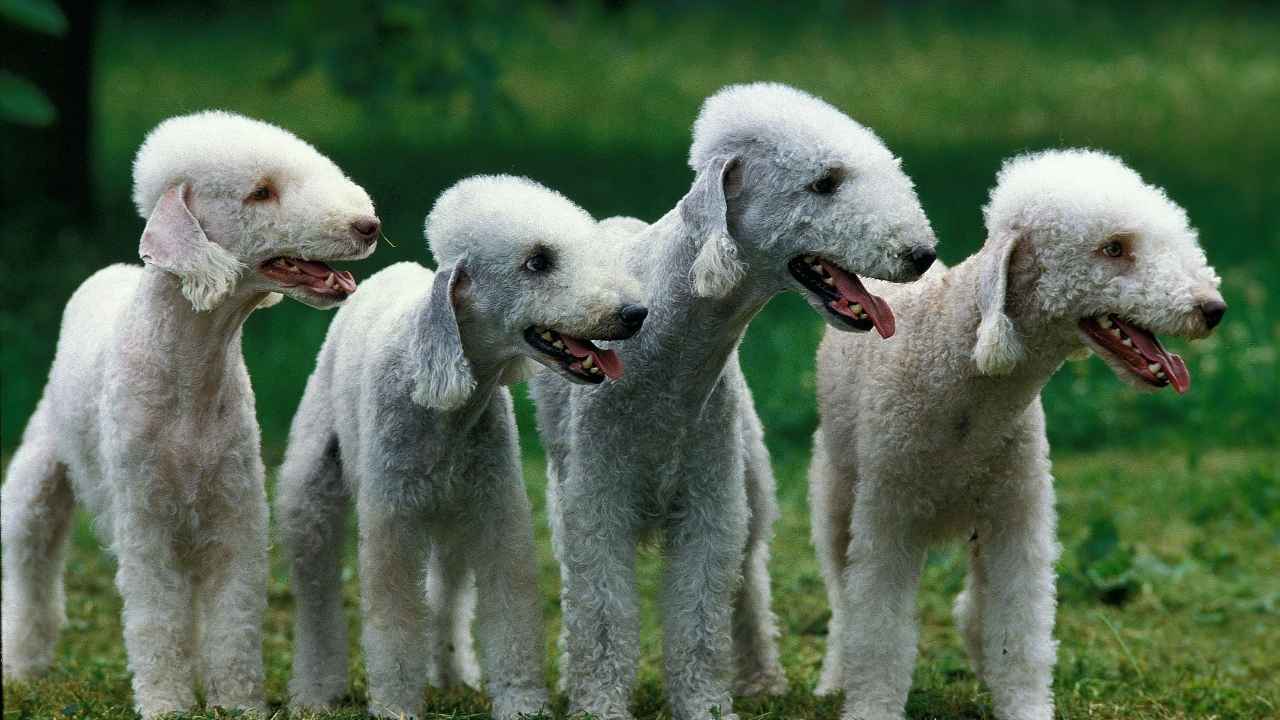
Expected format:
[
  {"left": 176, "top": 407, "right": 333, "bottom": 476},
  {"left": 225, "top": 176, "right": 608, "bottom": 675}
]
[
  {"left": 983, "top": 149, "right": 1194, "bottom": 242},
  {"left": 131, "top": 111, "right": 340, "bottom": 219},
  {"left": 689, "top": 82, "right": 891, "bottom": 170},
  {"left": 425, "top": 175, "right": 596, "bottom": 267}
]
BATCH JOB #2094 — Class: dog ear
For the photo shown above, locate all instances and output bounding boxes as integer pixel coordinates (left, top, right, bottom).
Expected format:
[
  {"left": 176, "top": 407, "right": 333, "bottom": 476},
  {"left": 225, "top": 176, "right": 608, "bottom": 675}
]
[
  {"left": 973, "top": 232, "right": 1025, "bottom": 375},
  {"left": 411, "top": 260, "right": 477, "bottom": 411},
  {"left": 681, "top": 155, "right": 745, "bottom": 299},
  {"left": 139, "top": 184, "right": 242, "bottom": 311}
]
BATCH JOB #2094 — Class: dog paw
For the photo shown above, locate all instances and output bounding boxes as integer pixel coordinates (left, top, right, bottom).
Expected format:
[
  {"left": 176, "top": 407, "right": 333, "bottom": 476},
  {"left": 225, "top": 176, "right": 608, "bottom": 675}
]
[
  {"left": 491, "top": 687, "right": 550, "bottom": 720},
  {"left": 733, "top": 667, "right": 788, "bottom": 696}
]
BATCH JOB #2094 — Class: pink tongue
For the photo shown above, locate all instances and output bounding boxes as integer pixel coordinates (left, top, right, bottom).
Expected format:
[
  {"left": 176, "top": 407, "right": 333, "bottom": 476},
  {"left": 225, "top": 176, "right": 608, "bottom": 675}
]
[
  {"left": 822, "top": 260, "right": 896, "bottom": 339},
  {"left": 294, "top": 260, "right": 357, "bottom": 293},
  {"left": 1119, "top": 319, "right": 1190, "bottom": 394},
  {"left": 560, "top": 335, "right": 624, "bottom": 380}
]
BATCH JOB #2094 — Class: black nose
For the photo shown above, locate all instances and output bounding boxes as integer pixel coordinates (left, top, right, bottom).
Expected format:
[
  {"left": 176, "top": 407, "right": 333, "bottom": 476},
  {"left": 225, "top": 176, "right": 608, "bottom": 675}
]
[
  {"left": 351, "top": 216, "right": 380, "bottom": 244},
  {"left": 910, "top": 245, "right": 937, "bottom": 275},
  {"left": 1199, "top": 299, "right": 1227, "bottom": 329},
  {"left": 619, "top": 304, "right": 648, "bottom": 329}
]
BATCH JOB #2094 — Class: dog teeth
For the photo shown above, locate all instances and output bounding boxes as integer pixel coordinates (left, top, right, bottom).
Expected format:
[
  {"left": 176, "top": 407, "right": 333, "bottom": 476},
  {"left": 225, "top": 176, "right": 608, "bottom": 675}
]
[
  {"left": 582, "top": 356, "right": 595, "bottom": 369},
  {"left": 1122, "top": 337, "right": 1133, "bottom": 347},
  {"left": 541, "top": 331, "right": 554, "bottom": 341},
  {"left": 324, "top": 272, "right": 337, "bottom": 289},
  {"left": 1156, "top": 371, "right": 1167, "bottom": 380},
  {"left": 1109, "top": 328, "right": 1122, "bottom": 338},
  {"left": 552, "top": 340, "right": 564, "bottom": 350},
  {"left": 1099, "top": 317, "right": 1113, "bottom": 329},
  {"left": 850, "top": 303, "right": 862, "bottom": 315},
  {"left": 1147, "top": 363, "right": 1161, "bottom": 373},
  {"left": 823, "top": 276, "right": 835, "bottom": 286}
]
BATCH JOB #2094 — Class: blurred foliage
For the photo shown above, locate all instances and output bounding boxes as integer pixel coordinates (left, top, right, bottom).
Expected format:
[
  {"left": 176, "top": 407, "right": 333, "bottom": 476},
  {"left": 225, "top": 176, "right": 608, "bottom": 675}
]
[
  {"left": 0, "top": 69, "right": 56, "bottom": 125},
  {"left": 0, "top": 0, "right": 66, "bottom": 126},
  {"left": 0, "top": 0, "right": 66, "bottom": 34},
  {"left": 1, "top": 0, "right": 1277, "bottom": 464},
  {"left": 273, "top": 0, "right": 524, "bottom": 129}
]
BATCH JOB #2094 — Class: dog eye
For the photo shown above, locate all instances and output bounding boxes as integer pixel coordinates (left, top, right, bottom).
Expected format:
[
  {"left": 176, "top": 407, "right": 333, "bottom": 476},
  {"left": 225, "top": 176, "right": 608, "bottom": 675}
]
[
  {"left": 247, "top": 184, "right": 275, "bottom": 202},
  {"left": 807, "top": 173, "right": 840, "bottom": 195},
  {"left": 1101, "top": 239, "right": 1125, "bottom": 258},
  {"left": 523, "top": 253, "right": 551, "bottom": 273}
]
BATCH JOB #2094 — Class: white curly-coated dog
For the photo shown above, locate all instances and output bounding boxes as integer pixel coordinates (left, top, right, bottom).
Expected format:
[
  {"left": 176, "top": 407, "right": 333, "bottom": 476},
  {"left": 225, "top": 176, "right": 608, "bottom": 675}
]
[
  {"left": 809, "top": 149, "right": 1226, "bottom": 720},
  {"left": 531, "top": 83, "right": 937, "bottom": 720},
  {"left": 276, "top": 175, "right": 647, "bottom": 720},
  {"left": 1, "top": 111, "right": 378, "bottom": 718}
]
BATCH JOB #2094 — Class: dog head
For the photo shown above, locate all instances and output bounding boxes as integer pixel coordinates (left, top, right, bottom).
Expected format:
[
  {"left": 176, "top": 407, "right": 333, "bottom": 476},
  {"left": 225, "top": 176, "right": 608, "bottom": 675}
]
[
  {"left": 411, "top": 176, "right": 646, "bottom": 410},
  {"left": 132, "top": 111, "right": 378, "bottom": 311},
  {"left": 973, "top": 149, "right": 1224, "bottom": 394},
  {"left": 679, "top": 82, "right": 937, "bottom": 338}
]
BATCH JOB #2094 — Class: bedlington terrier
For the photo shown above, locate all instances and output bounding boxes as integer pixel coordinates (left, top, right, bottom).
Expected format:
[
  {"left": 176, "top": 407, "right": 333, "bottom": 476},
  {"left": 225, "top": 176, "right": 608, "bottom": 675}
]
[
  {"left": 809, "top": 149, "right": 1226, "bottom": 720},
  {"left": 0, "top": 111, "right": 378, "bottom": 718},
  {"left": 276, "top": 175, "right": 646, "bottom": 720},
  {"left": 531, "top": 82, "right": 937, "bottom": 720}
]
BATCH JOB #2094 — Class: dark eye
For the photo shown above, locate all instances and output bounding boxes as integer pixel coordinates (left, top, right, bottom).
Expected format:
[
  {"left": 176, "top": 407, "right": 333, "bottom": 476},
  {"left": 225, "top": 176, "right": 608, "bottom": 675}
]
[
  {"left": 1101, "top": 239, "right": 1125, "bottom": 258},
  {"left": 247, "top": 184, "right": 274, "bottom": 202},
  {"left": 808, "top": 173, "right": 839, "bottom": 195},
  {"left": 523, "top": 253, "right": 550, "bottom": 273}
]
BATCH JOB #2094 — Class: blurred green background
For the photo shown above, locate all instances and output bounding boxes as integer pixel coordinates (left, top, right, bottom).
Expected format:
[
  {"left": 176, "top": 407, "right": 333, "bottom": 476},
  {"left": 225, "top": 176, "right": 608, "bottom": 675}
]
[
  {"left": 1, "top": 2, "right": 1277, "bottom": 718},
  {"left": 1, "top": 1, "right": 1277, "bottom": 462}
]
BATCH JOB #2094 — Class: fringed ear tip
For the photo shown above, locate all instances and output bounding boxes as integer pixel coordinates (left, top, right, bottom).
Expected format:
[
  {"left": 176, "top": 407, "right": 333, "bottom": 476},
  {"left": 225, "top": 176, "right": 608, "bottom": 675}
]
[
  {"left": 973, "top": 314, "right": 1023, "bottom": 376},
  {"left": 413, "top": 358, "right": 477, "bottom": 411},
  {"left": 691, "top": 232, "right": 746, "bottom": 299}
]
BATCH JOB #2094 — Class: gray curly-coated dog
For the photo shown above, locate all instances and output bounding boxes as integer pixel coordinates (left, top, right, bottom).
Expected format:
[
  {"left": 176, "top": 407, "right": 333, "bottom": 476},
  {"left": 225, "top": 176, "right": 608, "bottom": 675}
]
[
  {"left": 531, "top": 82, "right": 938, "bottom": 720},
  {"left": 276, "top": 175, "right": 645, "bottom": 720}
]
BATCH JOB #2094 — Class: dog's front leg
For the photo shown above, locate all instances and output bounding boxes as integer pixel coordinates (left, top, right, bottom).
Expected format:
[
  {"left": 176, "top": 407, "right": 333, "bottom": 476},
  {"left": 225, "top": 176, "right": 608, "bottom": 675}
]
[
  {"left": 839, "top": 501, "right": 926, "bottom": 720},
  {"left": 114, "top": 517, "right": 197, "bottom": 718},
  {"left": 558, "top": 474, "right": 641, "bottom": 720},
  {"left": 358, "top": 501, "right": 431, "bottom": 719},
  {"left": 195, "top": 489, "right": 268, "bottom": 715},
  {"left": 660, "top": 472, "right": 749, "bottom": 720},
  {"left": 971, "top": 474, "right": 1059, "bottom": 720}
]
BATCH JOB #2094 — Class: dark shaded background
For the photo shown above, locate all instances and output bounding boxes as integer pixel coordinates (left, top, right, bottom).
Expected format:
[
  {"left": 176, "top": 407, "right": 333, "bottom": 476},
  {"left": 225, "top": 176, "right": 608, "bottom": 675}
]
[{"left": 2, "top": 0, "right": 1277, "bottom": 467}]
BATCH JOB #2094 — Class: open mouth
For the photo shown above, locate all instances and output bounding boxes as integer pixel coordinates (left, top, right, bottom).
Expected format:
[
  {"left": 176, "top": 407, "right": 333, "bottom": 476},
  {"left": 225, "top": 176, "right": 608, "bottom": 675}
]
[
  {"left": 788, "top": 255, "right": 895, "bottom": 338},
  {"left": 259, "top": 257, "right": 358, "bottom": 299},
  {"left": 524, "top": 326, "right": 624, "bottom": 383},
  {"left": 1079, "top": 314, "right": 1190, "bottom": 394}
]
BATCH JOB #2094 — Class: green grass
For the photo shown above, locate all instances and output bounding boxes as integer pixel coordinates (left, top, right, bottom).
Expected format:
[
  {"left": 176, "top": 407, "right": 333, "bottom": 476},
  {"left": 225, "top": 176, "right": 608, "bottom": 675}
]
[
  {"left": 3, "top": 449, "right": 1278, "bottom": 719},
  {"left": 2, "top": 2, "right": 1279, "bottom": 718}
]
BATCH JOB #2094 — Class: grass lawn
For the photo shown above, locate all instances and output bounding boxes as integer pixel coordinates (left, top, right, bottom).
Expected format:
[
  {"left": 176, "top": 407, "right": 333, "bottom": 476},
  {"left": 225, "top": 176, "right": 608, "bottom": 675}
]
[{"left": 3, "top": 447, "right": 1277, "bottom": 719}]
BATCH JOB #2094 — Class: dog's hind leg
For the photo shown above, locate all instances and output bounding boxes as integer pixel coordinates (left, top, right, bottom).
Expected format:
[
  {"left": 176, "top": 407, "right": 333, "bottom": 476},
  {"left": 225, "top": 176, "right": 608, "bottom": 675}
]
[
  {"left": 1, "top": 401, "right": 74, "bottom": 679},
  {"left": 425, "top": 540, "right": 479, "bottom": 689},
  {"left": 278, "top": 431, "right": 351, "bottom": 710},
  {"left": 731, "top": 406, "right": 787, "bottom": 696},
  {"left": 953, "top": 539, "right": 988, "bottom": 683},
  {"left": 808, "top": 432, "right": 855, "bottom": 697}
]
